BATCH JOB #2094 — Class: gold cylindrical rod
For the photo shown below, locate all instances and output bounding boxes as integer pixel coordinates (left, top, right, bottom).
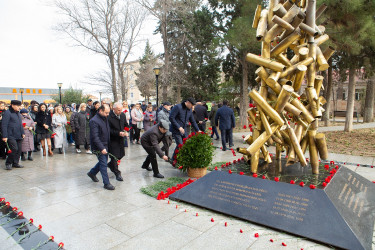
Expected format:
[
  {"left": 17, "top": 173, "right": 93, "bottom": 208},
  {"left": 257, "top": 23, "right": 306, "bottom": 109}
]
[
  {"left": 299, "top": 23, "right": 318, "bottom": 37},
  {"left": 237, "top": 147, "right": 252, "bottom": 156},
  {"left": 315, "top": 133, "right": 329, "bottom": 160},
  {"left": 316, "top": 46, "right": 329, "bottom": 71},
  {"left": 262, "top": 42, "right": 271, "bottom": 59},
  {"left": 300, "top": 0, "right": 306, "bottom": 8},
  {"left": 266, "top": 72, "right": 281, "bottom": 85},
  {"left": 307, "top": 130, "right": 319, "bottom": 174},
  {"left": 314, "top": 75, "right": 324, "bottom": 96},
  {"left": 260, "top": 111, "right": 273, "bottom": 135},
  {"left": 296, "top": 115, "right": 309, "bottom": 129},
  {"left": 295, "top": 124, "right": 304, "bottom": 142},
  {"left": 271, "top": 30, "right": 300, "bottom": 57},
  {"left": 301, "top": 136, "right": 308, "bottom": 154},
  {"left": 273, "top": 3, "right": 287, "bottom": 17},
  {"left": 285, "top": 120, "right": 307, "bottom": 166},
  {"left": 308, "top": 42, "right": 317, "bottom": 60},
  {"left": 251, "top": 150, "right": 260, "bottom": 173},
  {"left": 298, "top": 47, "right": 309, "bottom": 61},
  {"left": 283, "top": 0, "right": 293, "bottom": 10},
  {"left": 246, "top": 53, "right": 286, "bottom": 72},
  {"left": 268, "top": 0, "right": 278, "bottom": 28},
  {"left": 271, "top": 15, "right": 294, "bottom": 33},
  {"left": 247, "top": 124, "right": 280, "bottom": 155},
  {"left": 274, "top": 85, "right": 294, "bottom": 113},
  {"left": 252, "top": 5, "right": 262, "bottom": 29},
  {"left": 256, "top": 67, "right": 269, "bottom": 82},
  {"left": 306, "top": 87, "right": 321, "bottom": 118},
  {"left": 290, "top": 54, "right": 299, "bottom": 64},
  {"left": 276, "top": 53, "right": 292, "bottom": 67},
  {"left": 271, "top": 134, "right": 284, "bottom": 145},
  {"left": 293, "top": 65, "right": 307, "bottom": 91},
  {"left": 290, "top": 98, "right": 315, "bottom": 124},
  {"left": 315, "top": 3, "right": 327, "bottom": 20},
  {"left": 244, "top": 134, "right": 253, "bottom": 145},
  {"left": 247, "top": 108, "right": 257, "bottom": 125},
  {"left": 261, "top": 145, "right": 272, "bottom": 163},
  {"left": 323, "top": 46, "right": 335, "bottom": 61},
  {"left": 305, "top": 0, "right": 316, "bottom": 43},
  {"left": 256, "top": 10, "right": 268, "bottom": 41},
  {"left": 280, "top": 57, "right": 314, "bottom": 78},
  {"left": 317, "top": 25, "right": 325, "bottom": 35},
  {"left": 285, "top": 103, "right": 302, "bottom": 117},
  {"left": 276, "top": 144, "right": 282, "bottom": 159},
  {"left": 249, "top": 90, "right": 285, "bottom": 126},
  {"left": 279, "top": 78, "right": 292, "bottom": 86},
  {"left": 315, "top": 34, "right": 329, "bottom": 46}
]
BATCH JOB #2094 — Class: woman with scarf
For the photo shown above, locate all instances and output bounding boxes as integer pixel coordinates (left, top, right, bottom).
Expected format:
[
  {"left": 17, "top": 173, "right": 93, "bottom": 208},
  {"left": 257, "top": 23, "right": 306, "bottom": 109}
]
[
  {"left": 131, "top": 103, "right": 144, "bottom": 144},
  {"left": 143, "top": 105, "right": 156, "bottom": 132},
  {"left": 20, "top": 109, "right": 35, "bottom": 161},
  {"left": 52, "top": 106, "right": 68, "bottom": 154},
  {"left": 74, "top": 103, "right": 91, "bottom": 154},
  {"left": 35, "top": 103, "right": 53, "bottom": 156}
]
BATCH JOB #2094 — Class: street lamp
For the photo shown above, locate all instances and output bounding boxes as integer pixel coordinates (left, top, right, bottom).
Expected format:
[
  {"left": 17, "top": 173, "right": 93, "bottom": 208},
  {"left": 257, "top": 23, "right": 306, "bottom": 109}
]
[
  {"left": 99, "top": 91, "right": 102, "bottom": 102},
  {"left": 57, "top": 83, "right": 63, "bottom": 104},
  {"left": 19, "top": 88, "right": 24, "bottom": 103},
  {"left": 153, "top": 67, "right": 160, "bottom": 107}
]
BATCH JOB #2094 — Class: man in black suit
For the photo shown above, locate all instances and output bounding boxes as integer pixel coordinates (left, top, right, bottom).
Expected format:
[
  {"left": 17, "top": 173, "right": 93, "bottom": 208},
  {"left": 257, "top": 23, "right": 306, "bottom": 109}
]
[
  {"left": 107, "top": 102, "right": 129, "bottom": 181},
  {"left": 194, "top": 100, "right": 209, "bottom": 132}
]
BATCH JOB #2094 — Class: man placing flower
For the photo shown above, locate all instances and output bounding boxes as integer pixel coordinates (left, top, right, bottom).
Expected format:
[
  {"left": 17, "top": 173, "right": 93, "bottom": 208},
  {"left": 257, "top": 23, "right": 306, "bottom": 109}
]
[{"left": 1, "top": 100, "right": 25, "bottom": 170}]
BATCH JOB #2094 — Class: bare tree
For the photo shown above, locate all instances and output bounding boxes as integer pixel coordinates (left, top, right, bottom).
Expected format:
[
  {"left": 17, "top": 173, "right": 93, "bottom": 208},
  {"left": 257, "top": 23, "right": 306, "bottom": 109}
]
[{"left": 54, "top": 0, "right": 146, "bottom": 101}]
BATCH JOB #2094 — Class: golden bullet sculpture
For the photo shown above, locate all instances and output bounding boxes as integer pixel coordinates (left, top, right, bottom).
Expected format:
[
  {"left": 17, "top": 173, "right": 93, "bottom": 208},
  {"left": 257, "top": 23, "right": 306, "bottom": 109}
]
[{"left": 239, "top": 0, "right": 333, "bottom": 174}]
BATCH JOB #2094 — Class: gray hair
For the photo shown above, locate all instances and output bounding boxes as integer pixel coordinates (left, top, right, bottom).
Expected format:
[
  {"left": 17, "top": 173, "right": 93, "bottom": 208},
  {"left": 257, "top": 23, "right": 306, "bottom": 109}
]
[{"left": 113, "top": 102, "right": 122, "bottom": 109}]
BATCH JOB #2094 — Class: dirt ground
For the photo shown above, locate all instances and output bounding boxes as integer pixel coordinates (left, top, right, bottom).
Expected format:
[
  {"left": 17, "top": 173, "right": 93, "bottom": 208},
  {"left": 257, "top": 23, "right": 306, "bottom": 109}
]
[{"left": 324, "top": 128, "right": 375, "bottom": 157}]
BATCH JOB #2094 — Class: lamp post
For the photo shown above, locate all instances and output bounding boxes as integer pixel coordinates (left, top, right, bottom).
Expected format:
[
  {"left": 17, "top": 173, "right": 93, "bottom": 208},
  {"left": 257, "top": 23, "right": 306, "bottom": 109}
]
[
  {"left": 153, "top": 67, "right": 160, "bottom": 107},
  {"left": 57, "top": 83, "right": 63, "bottom": 104},
  {"left": 99, "top": 91, "right": 102, "bottom": 103},
  {"left": 19, "top": 88, "right": 24, "bottom": 104}
]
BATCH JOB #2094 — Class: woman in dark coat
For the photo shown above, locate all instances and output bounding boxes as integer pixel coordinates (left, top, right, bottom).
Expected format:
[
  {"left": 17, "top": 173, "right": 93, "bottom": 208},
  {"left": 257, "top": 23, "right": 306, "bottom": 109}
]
[
  {"left": 74, "top": 103, "right": 91, "bottom": 154},
  {"left": 107, "top": 102, "right": 129, "bottom": 181},
  {"left": 30, "top": 104, "right": 39, "bottom": 152},
  {"left": 90, "top": 101, "right": 100, "bottom": 119},
  {"left": 35, "top": 103, "right": 53, "bottom": 156}
]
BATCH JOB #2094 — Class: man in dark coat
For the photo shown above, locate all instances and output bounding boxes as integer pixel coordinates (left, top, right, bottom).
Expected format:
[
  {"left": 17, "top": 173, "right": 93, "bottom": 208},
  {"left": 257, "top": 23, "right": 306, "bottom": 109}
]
[
  {"left": 86, "top": 99, "right": 93, "bottom": 114},
  {"left": 209, "top": 101, "right": 219, "bottom": 140},
  {"left": 215, "top": 100, "right": 236, "bottom": 151},
  {"left": 108, "top": 102, "right": 129, "bottom": 181},
  {"left": 2, "top": 100, "right": 25, "bottom": 170},
  {"left": 0, "top": 101, "right": 7, "bottom": 159},
  {"left": 169, "top": 98, "right": 200, "bottom": 163},
  {"left": 141, "top": 101, "right": 147, "bottom": 112},
  {"left": 87, "top": 104, "right": 114, "bottom": 190},
  {"left": 140, "top": 121, "right": 170, "bottom": 178},
  {"left": 194, "top": 100, "right": 209, "bottom": 132}
]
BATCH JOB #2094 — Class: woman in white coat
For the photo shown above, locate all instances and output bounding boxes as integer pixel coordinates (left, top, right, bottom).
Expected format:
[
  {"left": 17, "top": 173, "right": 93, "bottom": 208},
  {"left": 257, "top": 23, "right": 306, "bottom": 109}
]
[{"left": 52, "top": 106, "right": 68, "bottom": 154}]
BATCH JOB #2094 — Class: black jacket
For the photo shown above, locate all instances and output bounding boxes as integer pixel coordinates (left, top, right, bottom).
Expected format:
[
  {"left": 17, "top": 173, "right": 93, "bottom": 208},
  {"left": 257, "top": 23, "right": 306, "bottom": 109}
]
[
  {"left": 141, "top": 125, "right": 168, "bottom": 158},
  {"left": 108, "top": 111, "right": 129, "bottom": 159},
  {"left": 35, "top": 111, "right": 52, "bottom": 134},
  {"left": 89, "top": 113, "right": 110, "bottom": 152},
  {"left": 1, "top": 107, "right": 24, "bottom": 140},
  {"left": 194, "top": 104, "right": 208, "bottom": 122},
  {"left": 169, "top": 102, "right": 199, "bottom": 135}
]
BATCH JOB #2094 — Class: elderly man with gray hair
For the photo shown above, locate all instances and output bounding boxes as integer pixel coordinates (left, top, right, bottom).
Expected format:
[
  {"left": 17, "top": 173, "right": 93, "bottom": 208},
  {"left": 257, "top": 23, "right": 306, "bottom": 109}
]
[{"left": 107, "top": 102, "right": 129, "bottom": 181}]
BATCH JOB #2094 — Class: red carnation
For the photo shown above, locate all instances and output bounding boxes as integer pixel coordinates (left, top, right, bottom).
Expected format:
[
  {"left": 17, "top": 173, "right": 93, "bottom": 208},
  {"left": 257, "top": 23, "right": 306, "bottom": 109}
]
[
  {"left": 0, "top": 198, "right": 4, "bottom": 202},
  {"left": 29, "top": 218, "right": 33, "bottom": 223},
  {"left": 7, "top": 150, "right": 12, "bottom": 154},
  {"left": 335, "top": 165, "right": 339, "bottom": 169},
  {"left": 191, "top": 132, "right": 195, "bottom": 136},
  {"left": 225, "top": 222, "right": 227, "bottom": 227},
  {"left": 240, "top": 229, "right": 243, "bottom": 233},
  {"left": 175, "top": 149, "right": 179, "bottom": 154},
  {"left": 12, "top": 207, "right": 17, "bottom": 211},
  {"left": 149, "top": 114, "right": 153, "bottom": 117},
  {"left": 274, "top": 177, "right": 279, "bottom": 182},
  {"left": 242, "top": 135, "right": 245, "bottom": 138},
  {"left": 249, "top": 124, "right": 253, "bottom": 127},
  {"left": 214, "top": 166, "right": 218, "bottom": 171},
  {"left": 178, "top": 144, "right": 183, "bottom": 148},
  {"left": 282, "top": 242, "right": 287, "bottom": 246},
  {"left": 250, "top": 128, "right": 253, "bottom": 132},
  {"left": 270, "top": 239, "right": 274, "bottom": 242},
  {"left": 211, "top": 218, "right": 214, "bottom": 222},
  {"left": 290, "top": 180, "right": 295, "bottom": 184},
  {"left": 58, "top": 242, "right": 64, "bottom": 248},
  {"left": 252, "top": 173, "right": 258, "bottom": 178},
  {"left": 38, "top": 224, "right": 42, "bottom": 230},
  {"left": 322, "top": 182, "right": 327, "bottom": 187},
  {"left": 117, "top": 160, "right": 121, "bottom": 165},
  {"left": 239, "top": 172, "right": 244, "bottom": 175},
  {"left": 209, "top": 127, "right": 212, "bottom": 130},
  {"left": 309, "top": 184, "right": 316, "bottom": 189},
  {"left": 17, "top": 211, "right": 23, "bottom": 217},
  {"left": 52, "top": 133, "right": 56, "bottom": 136},
  {"left": 5, "top": 202, "right": 10, "bottom": 206},
  {"left": 254, "top": 233, "right": 259, "bottom": 238},
  {"left": 299, "top": 182, "right": 305, "bottom": 187},
  {"left": 124, "top": 127, "right": 130, "bottom": 132},
  {"left": 67, "top": 121, "right": 71, "bottom": 125},
  {"left": 178, "top": 166, "right": 183, "bottom": 169},
  {"left": 143, "top": 112, "right": 145, "bottom": 115},
  {"left": 243, "top": 125, "right": 247, "bottom": 129},
  {"left": 262, "top": 175, "right": 266, "bottom": 179},
  {"left": 249, "top": 103, "right": 254, "bottom": 108},
  {"left": 324, "top": 165, "right": 329, "bottom": 170},
  {"left": 228, "top": 170, "right": 232, "bottom": 174},
  {"left": 49, "top": 236, "right": 54, "bottom": 241},
  {"left": 172, "top": 160, "right": 177, "bottom": 166},
  {"left": 22, "top": 123, "right": 26, "bottom": 127}
]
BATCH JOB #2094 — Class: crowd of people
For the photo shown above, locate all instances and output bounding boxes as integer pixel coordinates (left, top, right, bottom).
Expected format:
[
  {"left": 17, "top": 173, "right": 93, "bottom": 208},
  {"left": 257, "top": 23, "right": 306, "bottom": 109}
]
[{"left": 0, "top": 97, "right": 236, "bottom": 190}]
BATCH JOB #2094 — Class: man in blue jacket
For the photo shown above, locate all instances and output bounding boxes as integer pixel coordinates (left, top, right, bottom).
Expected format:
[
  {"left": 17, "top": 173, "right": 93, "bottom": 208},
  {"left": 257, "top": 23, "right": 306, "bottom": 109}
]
[
  {"left": 2, "top": 100, "right": 25, "bottom": 170},
  {"left": 87, "top": 104, "right": 114, "bottom": 190},
  {"left": 215, "top": 100, "right": 235, "bottom": 151},
  {"left": 169, "top": 98, "right": 200, "bottom": 163}
]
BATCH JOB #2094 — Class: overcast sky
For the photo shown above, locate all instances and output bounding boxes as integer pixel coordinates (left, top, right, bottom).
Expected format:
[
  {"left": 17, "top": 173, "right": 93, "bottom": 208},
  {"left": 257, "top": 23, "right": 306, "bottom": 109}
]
[{"left": 0, "top": 0, "right": 163, "bottom": 98}]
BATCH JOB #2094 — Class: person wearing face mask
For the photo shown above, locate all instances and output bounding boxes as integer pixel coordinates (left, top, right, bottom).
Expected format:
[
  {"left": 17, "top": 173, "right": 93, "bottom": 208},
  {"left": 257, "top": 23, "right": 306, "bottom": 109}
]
[
  {"left": 20, "top": 109, "right": 35, "bottom": 161},
  {"left": 2, "top": 100, "right": 25, "bottom": 170}
]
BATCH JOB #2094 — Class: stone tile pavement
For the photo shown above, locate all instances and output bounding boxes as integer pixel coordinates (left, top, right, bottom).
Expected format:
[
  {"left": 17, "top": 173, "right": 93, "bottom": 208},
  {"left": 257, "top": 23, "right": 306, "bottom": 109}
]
[{"left": 0, "top": 135, "right": 374, "bottom": 250}]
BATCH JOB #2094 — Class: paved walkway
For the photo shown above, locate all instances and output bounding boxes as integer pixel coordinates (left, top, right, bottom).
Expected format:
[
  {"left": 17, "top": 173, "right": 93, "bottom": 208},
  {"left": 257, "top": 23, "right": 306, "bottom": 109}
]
[
  {"left": 0, "top": 137, "right": 374, "bottom": 249},
  {"left": 317, "top": 122, "right": 375, "bottom": 132}
]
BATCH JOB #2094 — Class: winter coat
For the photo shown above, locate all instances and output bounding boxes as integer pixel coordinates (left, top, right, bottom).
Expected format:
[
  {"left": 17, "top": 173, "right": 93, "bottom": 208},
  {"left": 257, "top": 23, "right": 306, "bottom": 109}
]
[
  {"left": 74, "top": 111, "right": 90, "bottom": 145},
  {"left": 209, "top": 105, "right": 218, "bottom": 125},
  {"left": 52, "top": 114, "right": 68, "bottom": 149},
  {"left": 169, "top": 102, "right": 199, "bottom": 135},
  {"left": 89, "top": 113, "right": 110, "bottom": 152},
  {"left": 29, "top": 111, "right": 37, "bottom": 121},
  {"left": 131, "top": 108, "right": 144, "bottom": 128},
  {"left": 194, "top": 104, "right": 208, "bottom": 122},
  {"left": 35, "top": 111, "right": 52, "bottom": 135},
  {"left": 21, "top": 115, "right": 34, "bottom": 152},
  {"left": 158, "top": 107, "right": 172, "bottom": 136},
  {"left": 215, "top": 105, "right": 236, "bottom": 130},
  {"left": 90, "top": 107, "right": 98, "bottom": 120},
  {"left": 141, "top": 124, "right": 168, "bottom": 158},
  {"left": 1, "top": 107, "right": 24, "bottom": 140},
  {"left": 65, "top": 111, "right": 73, "bottom": 134},
  {"left": 70, "top": 112, "right": 77, "bottom": 132},
  {"left": 108, "top": 111, "right": 128, "bottom": 159},
  {"left": 143, "top": 110, "right": 156, "bottom": 131}
]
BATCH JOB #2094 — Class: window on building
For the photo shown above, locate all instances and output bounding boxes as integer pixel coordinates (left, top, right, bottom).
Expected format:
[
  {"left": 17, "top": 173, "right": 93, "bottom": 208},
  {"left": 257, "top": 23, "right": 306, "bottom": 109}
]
[
  {"left": 342, "top": 92, "right": 346, "bottom": 100},
  {"left": 131, "top": 93, "right": 133, "bottom": 98},
  {"left": 355, "top": 92, "right": 360, "bottom": 101}
]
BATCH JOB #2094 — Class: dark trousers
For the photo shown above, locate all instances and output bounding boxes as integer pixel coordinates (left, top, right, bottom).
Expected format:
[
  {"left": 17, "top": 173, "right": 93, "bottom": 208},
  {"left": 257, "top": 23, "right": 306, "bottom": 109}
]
[
  {"left": 210, "top": 126, "right": 219, "bottom": 139},
  {"left": 132, "top": 124, "right": 141, "bottom": 142},
  {"left": 171, "top": 133, "right": 185, "bottom": 161},
  {"left": 0, "top": 140, "right": 7, "bottom": 158},
  {"left": 67, "top": 133, "right": 74, "bottom": 143},
  {"left": 6, "top": 139, "right": 22, "bottom": 165},
  {"left": 220, "top": 129, "right": 233, "bottom": 150},
  {"left": 89, "top": 154, "right": 110, "bottom": 185},
  {"left": 108, "top": 155, "right": 121, "bottom": 175},
  {"left": 198, "top": 122, "right": 206, "bottom": 132},
  {"left": 141, "top": 145, "right": 159, "bottom": 175}
]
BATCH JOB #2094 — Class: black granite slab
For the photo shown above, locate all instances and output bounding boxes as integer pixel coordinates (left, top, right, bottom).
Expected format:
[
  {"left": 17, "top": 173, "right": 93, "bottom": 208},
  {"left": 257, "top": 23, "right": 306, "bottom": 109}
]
[{"left": 169, "top": 168, "right": 374, "bottom": 250}]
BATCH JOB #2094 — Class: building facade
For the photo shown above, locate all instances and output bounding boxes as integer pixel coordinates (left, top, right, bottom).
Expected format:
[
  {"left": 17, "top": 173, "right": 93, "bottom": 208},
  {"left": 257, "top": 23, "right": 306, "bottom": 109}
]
[
  {"left": 0, "top": 87, "right": 59, "bottom": 104},
  {"left": 124, "top": 60, "right": 144, "bottom": 104}
]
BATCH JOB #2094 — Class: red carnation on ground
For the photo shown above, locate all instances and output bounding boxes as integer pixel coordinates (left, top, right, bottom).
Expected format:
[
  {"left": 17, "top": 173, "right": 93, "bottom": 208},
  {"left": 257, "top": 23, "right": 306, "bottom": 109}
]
[
  {"left": 225, "top": 222, "right": 227, "bottom": 227},
  {"left": 58, "top": 242, "right": 64, "bottom": 248},
  {"left": 270, "top": 239, "right": 274, "bottom": 242},
  {"left": 211, "top": 218, "right": 214, "bottom": 222},
  {"left": 299, "top": 182, "right": 305, "bottom": 187},
  {"left": 22, "top": 123, "right": 26, "bottom": 127},
  {"left": 282, "top": 242, "right": 287, "bottom": 246},
  {"left": 228, "top": 170, "right": 232, "bottom": 174},
  {"left": 49, "top": 236, "right": 54, "bottom": 241},
  {"left": 309, "top": 184, "right": 316, "bottom": 189},
  {"left": 239, "top": 172, "right": 244, "bottom": 175},
  {"left": 242, "top": 135, "right": 245, "bottom": 138},
  {"left": 0, "top": 198, "right": 4, "bottom": 202},
  {"left": 214, "top": 166, "right": 218, "bottom": 171},
  {"left": 38, "top": 225, "right": 42, "bottom": 230},
  {"left": 17, "top": 211, "right": 23, "bottom": 217},
  {"left": 324, "top": 164, "right": 329, "bottom": 170},
  {"left": 262, "top": 175, "right": 266, "bottom": 179},
  {"left": 178, "top": 166, "right": 183, "bottom": 169},
  {"left": 274, "top": 177, "right": 279, "bottom": 182},
  {"left": 249, "top": 103, "right": 255, "bottom": 108},
  {"left": 322, "top": 182, "right": 327, "bottom": 187},
  {"left": 254, "top": 233, "right": 259, "bottom": 238},
  {"left": 253, "top": 173, "right": 258, "bottom": 178},
  {"left": 290, "top": 180, "right": 295, "bottom": 184}
]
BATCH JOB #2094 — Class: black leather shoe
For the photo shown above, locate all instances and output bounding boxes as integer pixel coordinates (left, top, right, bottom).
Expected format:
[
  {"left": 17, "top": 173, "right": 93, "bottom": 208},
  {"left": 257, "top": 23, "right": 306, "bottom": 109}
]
[
  {"left": 153, "top": 173, "right": 164, "bottom": 178},
  {"left": 215, "top": 137, "right": 220, "bottom": 140},
  {"left": 115, "top": 173, "right": 123, "bottom": 181},
  {"left": 222, "top": 148, "right": 226, "bottom": 151},
  {"left": 5, "top": 164, "right": 12, "bottom": 170},
  {"left": 87, "top": 172, "right": 99, "bottom": 182},
  {"left": 13, "top": 164, "right": 24, "bottom": 168},
  {"left": 104, "top": 183, "right": 115, "bottom": 190},
  {"left": 58, "top": 148, "right": 63, "bottom": 154},
  {"left": 21, "top": 153, "right": 26, "bottom": 161},
  {"left": 28, "top": 156, "right": 33, "bottom": 161},
  {"left": 142, "top": 166, "right": 152, "bottom": 171},
  {"left": 229, "top": 144, "right": 234, "bottom": 147}
]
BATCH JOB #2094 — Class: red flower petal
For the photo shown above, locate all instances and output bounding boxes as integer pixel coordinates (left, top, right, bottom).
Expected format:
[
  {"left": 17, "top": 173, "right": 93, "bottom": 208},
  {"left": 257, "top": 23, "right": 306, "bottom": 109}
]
[
  {"left": 211, "top": 218, "right": 214, "bottom": 222},
  {"left": 254, "top": 233, "right": 259, "bottom": 238},
  {"left": 243, "top": 125, "right": 247, "bottom": 129},
  {"left": 270, "top": 239, "right": 274, "bottom": 242},
  {"left": 58, "top": 242, "right": 64, "bottom": 248},
  {"left": 17, "top": 211, "right": 23, "bottom": 217},
  {"left": 240, "top": 229, "right": 243, "bottom": 233},
  {"left": 282, "top": 242, "right": 287, "bottom": 246},
  {"left": 49, "top": 236, "right": 54, "bottom": 241},
  {"left": 12, "top": 207, "right": 18, "bottom": 211},
  {"left": 324, "top": 165, "right": 329, "bottom": 170},
  {"left": 225, "top": 222, "right": 227, "bottom": 227},
  {"left": 196, "top": 213, "right": 199, "bottom": 216},
  {"left": 38, "top": 224, "right": 42, "bottom": 230}
]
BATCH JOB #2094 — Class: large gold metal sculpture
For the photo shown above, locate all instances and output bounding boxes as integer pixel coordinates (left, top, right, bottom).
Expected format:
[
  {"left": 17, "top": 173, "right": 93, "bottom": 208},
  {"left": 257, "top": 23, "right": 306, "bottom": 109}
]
[{"left": 238, "top": 0, "right": 333, "bottom": 174}]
